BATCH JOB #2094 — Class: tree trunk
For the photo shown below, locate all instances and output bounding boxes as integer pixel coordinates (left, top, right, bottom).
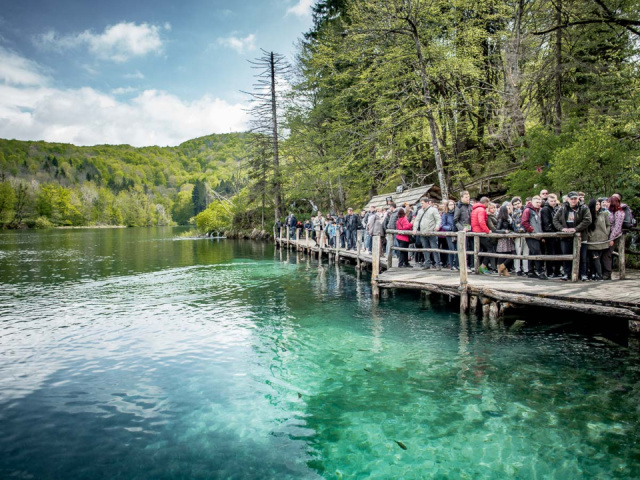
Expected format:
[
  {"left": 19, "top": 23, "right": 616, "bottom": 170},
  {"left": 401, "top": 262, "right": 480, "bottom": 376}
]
[
  {"left": 270, "top": 52, "right": 283, "bottom": 222},
  {"left": 554, "top": 0, "right": 563, "bottom": 134},
  {"left": 407, "top": 19, "right": 449, "bottom": 201}
]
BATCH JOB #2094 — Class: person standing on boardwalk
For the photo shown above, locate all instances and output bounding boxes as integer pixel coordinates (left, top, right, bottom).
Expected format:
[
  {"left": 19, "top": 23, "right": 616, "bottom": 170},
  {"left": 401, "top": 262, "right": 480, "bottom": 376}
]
[
  {"left": 384, "top": 202, "right": 399, "bottom": 257},
  {"left": 521, "top": 195, "right": 548, "bottom": 280},
  {"left": 287, "top": 212, "right": 298, "bottom": 239},
  {"left": 496, "top": 204, "right": 515, "bottom": 276},
  {"left": 471, "top": 197, "right": 492, "bottom": 274},
  {"left": 363, "top": 205, "right": 376, "bottom": 253},
  {"left": 441, "top": 199, "right": 458, "bottom": 270},
  {"left": 511, "top": 197, "right": 529, "bottom": 276},
  {"left": 541, "top": 193, "right": 561, "bottom": 277},
  {"left": 587, "top": 198, "right": 610, "bottom": 281},
  {"left": 396, "top": 208, "right": 414, "bottom": 268},
  {"left": 313, "top": 212, "right": 325, "bottom": 247},
  {"left": 553, "top": 191, "right": 592, "bottom": 281},
  {"left": 414, "top": 197, "right": 442, "bottom": 270},
  {"left": 454, "top": 191, "right": 473, "bottom": 269},
  {"left": 602, "top": 195, "right": 625, "bottom": 279},
  {"left": 345, "top": 208, "right": 361, "bottom": 250}
]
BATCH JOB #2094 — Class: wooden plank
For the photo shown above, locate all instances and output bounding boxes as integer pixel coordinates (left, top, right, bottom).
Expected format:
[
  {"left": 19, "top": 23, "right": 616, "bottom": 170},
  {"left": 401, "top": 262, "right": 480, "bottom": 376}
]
[
  {"left": 457, "top": 231, "right": 468, "bottom": 287},
  {"left": 571, "top": 235, "right": 581, "bottom": 282},
  {"left": 371, "top": 235, "right": 381, "bottom": 281}
]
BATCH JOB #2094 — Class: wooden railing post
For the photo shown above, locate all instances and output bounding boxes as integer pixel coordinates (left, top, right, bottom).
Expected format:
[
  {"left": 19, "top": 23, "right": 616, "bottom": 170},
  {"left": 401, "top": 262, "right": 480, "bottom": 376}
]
[
  {"left": 386, "top": 232, "right": 393, "bottom": 268},
  {"left": 305, "top": 229, "right": 309, "bottom": 250},
  {"left": 473, "top": 235, "right": 480, "bottom": 273},
  {"left": 571, "top": 234, "right": 581, "bottom": 282},
  {"left": 356, "top": 231, "right": 361, "bottom": 269},
  {"left": 295, "top": 228, "right": 300, "bottom": 251},
  {"left": 286, "top": 226, "right": 290, "bottom": 249},
  {"left": 619, "top": 233, "right": 626, "bottom": 280},
  {"left": 336, "top": 230, "right": 341, "bottom": 263},
  {"left": 318, "top": 230, "right": 324, "bottom": 263},
  {"left": 457, "top": 231, "right": 468, "bottom": 287},
  {"left": 372, "top": 235, "right": 381, "bottom": 281}
]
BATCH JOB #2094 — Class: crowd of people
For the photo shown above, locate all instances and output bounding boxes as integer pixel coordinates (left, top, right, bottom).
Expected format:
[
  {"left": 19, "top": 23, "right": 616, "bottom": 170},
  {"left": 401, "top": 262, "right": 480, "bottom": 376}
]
[{"left": 275, "top": 189, "right": 635, "bottom": 282}]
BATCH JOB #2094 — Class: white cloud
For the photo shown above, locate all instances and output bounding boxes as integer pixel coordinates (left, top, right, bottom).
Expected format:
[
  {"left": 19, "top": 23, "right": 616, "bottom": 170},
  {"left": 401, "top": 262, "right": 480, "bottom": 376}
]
[
  {"left": 0, "top": 51, "right": 248, "bottom": 147},
  {"left": 34, "top": 22, "right": 167, "bottom": 62},
  {"left": 286, "top": 0, "right": 314, "bottom": 17},
  {"left": 111, "top": 86, "right": 136, "bottom": 95},
  {"left": 0, "top": 46, "right": 49, "bottom": 85},
  {"left": 217, "top": 33, "right": 256, "bottom": 54},
  {"left": 124, "top": 70, "right": 145, "bottom": 79}
]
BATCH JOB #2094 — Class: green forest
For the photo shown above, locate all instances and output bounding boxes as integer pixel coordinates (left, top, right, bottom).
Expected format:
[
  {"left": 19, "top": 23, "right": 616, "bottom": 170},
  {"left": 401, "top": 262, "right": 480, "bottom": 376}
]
[
  {"left": 1, "top": 0, "right": 639, "bottom": 233},
  {"left": 0, "top": 133, "right": 251, "bottom": 228}
]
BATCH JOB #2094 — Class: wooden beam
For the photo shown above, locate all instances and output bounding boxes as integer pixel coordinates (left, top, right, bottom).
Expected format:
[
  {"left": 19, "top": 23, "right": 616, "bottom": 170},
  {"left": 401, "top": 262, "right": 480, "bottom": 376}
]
[{"left": 571, "top": 234, "right": 581, "bottom": 282}]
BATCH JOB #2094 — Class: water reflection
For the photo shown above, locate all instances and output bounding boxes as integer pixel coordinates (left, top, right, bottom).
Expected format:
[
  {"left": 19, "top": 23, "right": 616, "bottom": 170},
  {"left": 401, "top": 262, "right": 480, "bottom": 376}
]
[{"left": 0, "top": 230, "right": 639, "bottom": 479}]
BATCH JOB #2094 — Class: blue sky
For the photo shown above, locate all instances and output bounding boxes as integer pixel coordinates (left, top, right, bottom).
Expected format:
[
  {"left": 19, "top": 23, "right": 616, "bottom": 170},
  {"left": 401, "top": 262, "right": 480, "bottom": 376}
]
[{"left": 0, "top": 0, "right": 314, "bottom": 146}]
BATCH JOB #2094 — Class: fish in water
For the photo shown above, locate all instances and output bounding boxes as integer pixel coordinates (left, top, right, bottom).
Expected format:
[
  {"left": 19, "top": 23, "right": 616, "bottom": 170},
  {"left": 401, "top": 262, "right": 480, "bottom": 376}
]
[
  {"left": 298, "top": 392, "right": 302, "bottom": 399},
  {"left": 395, "top": 440, "right": 408, "bottom": 450},
  {"left": 364, "top": 368, "right": 371, "bottom": 373}
]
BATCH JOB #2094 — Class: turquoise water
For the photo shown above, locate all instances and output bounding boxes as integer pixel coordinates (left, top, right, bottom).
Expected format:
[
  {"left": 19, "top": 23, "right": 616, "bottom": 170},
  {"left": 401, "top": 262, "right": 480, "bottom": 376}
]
[{"left": 0, "top": 227, "right": 638, "bottom": 479}]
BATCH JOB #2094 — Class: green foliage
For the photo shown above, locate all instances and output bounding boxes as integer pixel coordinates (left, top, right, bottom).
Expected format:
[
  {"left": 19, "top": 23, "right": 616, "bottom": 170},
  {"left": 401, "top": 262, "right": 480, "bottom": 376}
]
[
  {"left": 34, "top": 216, "right": 54, "bottom": 229},
  {"left": 195, "top": 201, "right": 232, "bottom": 235},
  {"left": 0, "top": 179, "right": 16, "bottom": 223}
]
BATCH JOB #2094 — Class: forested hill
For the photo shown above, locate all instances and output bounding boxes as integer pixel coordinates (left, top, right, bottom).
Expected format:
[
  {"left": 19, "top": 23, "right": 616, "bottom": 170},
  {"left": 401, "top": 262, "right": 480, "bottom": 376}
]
[{"left": 0, "top": 133, "right": 252, "bottom": 228}]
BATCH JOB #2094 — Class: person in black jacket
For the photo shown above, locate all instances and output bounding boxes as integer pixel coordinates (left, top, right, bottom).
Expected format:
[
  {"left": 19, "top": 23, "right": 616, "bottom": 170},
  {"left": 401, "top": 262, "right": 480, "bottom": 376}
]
[
  {"left": 540, "top": 193, "right": 561, "bottom": 277},
  {"left": 553, "top": 192, "right": 593, "bottom": 281},
  {"left": 345, "top": 208, "right": 361, "bottom": 250},
  {"left": 287, "top": 212, "right": 297, "bottom": 239}
]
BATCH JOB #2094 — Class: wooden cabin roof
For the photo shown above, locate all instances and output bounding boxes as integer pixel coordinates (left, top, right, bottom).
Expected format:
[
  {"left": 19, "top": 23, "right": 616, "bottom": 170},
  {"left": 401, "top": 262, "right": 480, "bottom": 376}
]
[{"left": 363, "top": 185, "right": 443, "bottom": 210}]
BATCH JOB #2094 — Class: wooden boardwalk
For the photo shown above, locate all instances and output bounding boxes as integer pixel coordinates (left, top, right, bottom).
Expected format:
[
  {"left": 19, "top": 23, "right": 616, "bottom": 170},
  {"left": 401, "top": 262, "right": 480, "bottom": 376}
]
[{"left": 275, "top": 231, "right": 640, "bottom": 326}]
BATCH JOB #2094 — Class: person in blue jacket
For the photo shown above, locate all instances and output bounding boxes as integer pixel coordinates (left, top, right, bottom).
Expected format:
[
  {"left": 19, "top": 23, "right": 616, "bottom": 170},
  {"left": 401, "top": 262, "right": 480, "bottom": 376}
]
[{"left": 441, "top": 199, "right": 458, "bottom": 270}]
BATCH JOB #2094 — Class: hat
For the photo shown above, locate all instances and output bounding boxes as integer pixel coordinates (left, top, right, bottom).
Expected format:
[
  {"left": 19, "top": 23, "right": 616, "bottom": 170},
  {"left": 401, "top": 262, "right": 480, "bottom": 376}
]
[{"left": 567, "top": 191, "right": 579, "bottom": 199}]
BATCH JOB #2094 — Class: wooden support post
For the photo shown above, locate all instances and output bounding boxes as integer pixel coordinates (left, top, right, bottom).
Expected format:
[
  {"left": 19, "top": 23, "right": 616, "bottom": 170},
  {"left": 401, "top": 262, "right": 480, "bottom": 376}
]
[
  {"left": 460, "top": 291, "right": 469, "bottom": 314},
  {"left": 489, "top": 302, "right": 499, "bottom": 320},
  {"left": 372, "top": 235, "right": 381, "bottom": 281},
  {"left": 571, "top": 234, "right": 581, "bottom": 282},
  {"left": 386, "top": 233, "right": 393, "bottom": 269},
  {"left": 482, "top": 303, "right": 490, "bottom": 318},
  {"left": 457, "top": 231, "right": 468, "bottom": 286},
  {"left": 356, "top": 232, "right": 361, "bottom": 270},
  {"left": 336, "top": 234, "right": 341, "bottom": 263},
  {"left": 286, "top": 227, "right": 290, "bottom": 249},
  {"left": 470, "top": 295, "right": 478, "bottom": 314},
  {"left": 318, "top": 231, "right": 323, "bottom": 264},
  {"left": 305, "top": 229, "right": 309, "bottom": 250},
  {"left": 273, "top": 227, "right": 276, "bottom": 244},
  {"left": 474, "top": 235, "right": 480, "bottom": 273},
  {"left": 629, "top": 320, "right": 640, "bottom": 334},
  {"left": 295, "top": 228, "right": 300, "bottom": 251},
  {"left": 619, "top": 233, "right": 626, "bottom": 280}
]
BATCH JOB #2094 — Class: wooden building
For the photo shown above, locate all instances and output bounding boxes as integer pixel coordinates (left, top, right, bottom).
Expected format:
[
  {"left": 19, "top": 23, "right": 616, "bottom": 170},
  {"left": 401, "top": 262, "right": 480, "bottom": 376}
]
[{"left": 363, "top": 185, "right": 443, "bottom": 210}]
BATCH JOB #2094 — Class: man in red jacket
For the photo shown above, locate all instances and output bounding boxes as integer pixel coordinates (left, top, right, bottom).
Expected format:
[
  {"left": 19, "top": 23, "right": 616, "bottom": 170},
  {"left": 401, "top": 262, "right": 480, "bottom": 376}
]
[{"left": 471, "top": 197, "right": 493, "bottom": 273}]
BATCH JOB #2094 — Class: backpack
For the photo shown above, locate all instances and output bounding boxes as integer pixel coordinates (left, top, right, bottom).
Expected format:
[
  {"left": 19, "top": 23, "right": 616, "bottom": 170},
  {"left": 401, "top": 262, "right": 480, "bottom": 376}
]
[{"left": 622, "top": 205, "right": 636, "bottom": 229}]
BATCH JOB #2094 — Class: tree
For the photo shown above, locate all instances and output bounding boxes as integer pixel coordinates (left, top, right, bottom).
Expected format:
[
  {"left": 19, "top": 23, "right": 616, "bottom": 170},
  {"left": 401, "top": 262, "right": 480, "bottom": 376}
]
[
  {"left": 0, "top": 176, "right": 16, "bottom": 224},
  {"left": 244, "top": 50, "right": 291, "bottom": 222},
  {"left": 194, "top": 201, "right": 231, "bottom": 235}
]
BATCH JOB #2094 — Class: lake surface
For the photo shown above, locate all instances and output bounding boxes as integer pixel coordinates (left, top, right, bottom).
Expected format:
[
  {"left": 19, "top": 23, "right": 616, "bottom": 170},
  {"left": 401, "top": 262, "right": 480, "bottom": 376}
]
[{"left": 0, "top": 227, "right": 638, "bottom": 479}]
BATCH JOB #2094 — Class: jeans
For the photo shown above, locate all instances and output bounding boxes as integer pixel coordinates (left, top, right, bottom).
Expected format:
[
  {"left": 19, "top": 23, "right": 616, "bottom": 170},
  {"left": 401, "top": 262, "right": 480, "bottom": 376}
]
[
  {"left": 526, "top": 238, "right": 543, "bottom": 274},
  {"left": 446, "top": 237, "right": 458, "bottom": 267},
  {"left": 544, "top": 238, "right": 561, "bottom": 275},
  {"left": 514, "top": 237, "right": 529, "bottom": 273},
  {"left": 423, "top": 236, "right": 441, "bottom": 267},
  {"left": 560, "top": 238, "right": 589, "bottom": 278},
  {"left": 589, "top": 249, "right": 604, "bottom": 279},
  {"left": 346, "top": 229, "right": 357, "bottom": 249},
  {"left": 364, "top": 233, "right": 372, "bottom": 252}
]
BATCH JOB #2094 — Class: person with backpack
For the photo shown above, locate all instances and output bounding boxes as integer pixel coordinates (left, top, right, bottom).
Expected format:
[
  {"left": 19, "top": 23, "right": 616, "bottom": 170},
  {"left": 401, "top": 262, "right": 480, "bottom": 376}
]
[
  {"left": 441, "top": 199, "right": 458, "bottom": 270},
  {"left": 396, "top": 208, "right": 414, "bottom": 268},
  {"left": 384, "top": 202, "right": 400, "bottom": 257},
  {"left": 345, "top": 208, "right": 361, "bottom": 250},
  {"left": 613, "top": 193, "right": 636, "bottom": 230},
  {"left": 602, "top": 195, "right": 626, "bottom": 279},
  {"left": 553, "top": 191, "right": 592, "bottom": 281},
  {"left": 511, "top": 196, "right": 529, "bottom": 276}
]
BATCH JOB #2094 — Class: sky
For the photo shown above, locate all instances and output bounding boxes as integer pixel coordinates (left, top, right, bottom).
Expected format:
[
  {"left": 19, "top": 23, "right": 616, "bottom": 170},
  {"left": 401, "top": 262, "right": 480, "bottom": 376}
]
[{"left": 0, "top": 0, "right": 314, "bottom": 147}]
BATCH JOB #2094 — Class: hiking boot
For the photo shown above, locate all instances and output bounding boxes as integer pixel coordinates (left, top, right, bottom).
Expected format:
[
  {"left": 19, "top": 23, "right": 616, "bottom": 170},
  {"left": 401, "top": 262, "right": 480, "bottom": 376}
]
[
  {"left": 498, "top": 264, "right": 510, "bottom": 277},
  {"left": 581, "top": 275, "right": 589, "bottom": 281},
  {"left": 516, "top": 271, "right": 525, "bottom": 277},
  {"left": 527, "top": 272, "right": 537, "bottom": 279},
  {"left": 560, "top": 275, "right": 570, "bottom": 281},
  {"left": 538, "top": 273, "right": 548, "bottom": 280}
]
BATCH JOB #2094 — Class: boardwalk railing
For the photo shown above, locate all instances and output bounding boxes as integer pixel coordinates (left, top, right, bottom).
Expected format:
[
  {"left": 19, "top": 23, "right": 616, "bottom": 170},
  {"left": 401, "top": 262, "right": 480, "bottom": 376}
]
[
  {"left": 272, "top": 226, "right": 628, "bottom": 282},
  {"left": 383, "top": 229, "right": 627, "bottom": 282}
]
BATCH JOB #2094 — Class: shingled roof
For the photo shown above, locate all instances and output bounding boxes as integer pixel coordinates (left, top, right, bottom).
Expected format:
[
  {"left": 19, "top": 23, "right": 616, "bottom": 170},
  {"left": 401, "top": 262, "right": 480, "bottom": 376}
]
[{"left": 363, "top": 184, "right": 443, "bottom": 210}]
